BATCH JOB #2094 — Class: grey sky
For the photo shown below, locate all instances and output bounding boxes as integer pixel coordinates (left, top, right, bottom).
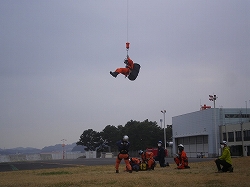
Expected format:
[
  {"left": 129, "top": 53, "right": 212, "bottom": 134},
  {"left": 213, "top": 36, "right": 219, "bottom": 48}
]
[{"left": 1, "top": 0, "right": 249, "bottom": 149}]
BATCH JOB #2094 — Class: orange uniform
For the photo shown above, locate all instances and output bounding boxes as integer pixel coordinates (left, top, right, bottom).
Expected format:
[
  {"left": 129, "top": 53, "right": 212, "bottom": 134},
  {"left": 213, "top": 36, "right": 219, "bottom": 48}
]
[
  {"left": 116, "top": 153, "right": 131, "bottom": 171},
  {"left": 115, "top": 138, "right": 132, "bottom": 173},
  {"left": 140, "top": 151, "right": 155, "bottom": 169},
  {"left": 127, "top": 157, "right": 141, "bottom": 171},
  {"left": 174, "top": 150, "right": 189, "bottom": 169},
  {"left": 114, "top": 57, "right": 134, "bottom": 76}
]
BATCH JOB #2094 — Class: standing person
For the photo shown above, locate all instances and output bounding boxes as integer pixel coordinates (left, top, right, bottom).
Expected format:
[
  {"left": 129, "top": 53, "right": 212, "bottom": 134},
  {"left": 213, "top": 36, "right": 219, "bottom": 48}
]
[
  {"left": 174, "top": 144, "right": 190, "bottom": 169},
  {"left": 110, "top": 56, "right": 134, "bottom": 78},
  {"left": 215, "top": 141, "right": 233, "bottom": 173},
  {"left": 115, "top": 135, "right": 132, "bottom": 173},
  {"left": 138, "top": 150, "right": 156, "bottom": 170},
  {"left": 157, "top": 141, "right": 167, "bottom": 167}
]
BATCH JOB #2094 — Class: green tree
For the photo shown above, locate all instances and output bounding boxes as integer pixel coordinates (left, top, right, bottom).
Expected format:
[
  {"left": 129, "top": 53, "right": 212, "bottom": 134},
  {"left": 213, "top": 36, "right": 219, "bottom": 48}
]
[
  {"left": 100, "top": 125, "right": 121, "bottom": 152},
  {"left": 119, "top": 119, "right": 164, "bottom": 151},
  {"left": 76, "top": 129, "right": 103, "bottom": 151},
  {"left": 166, "top": 125, "right": 172, "bottom": 143},
  {"left": 77, "top": 120, "right": 172, "bottom": 152}
]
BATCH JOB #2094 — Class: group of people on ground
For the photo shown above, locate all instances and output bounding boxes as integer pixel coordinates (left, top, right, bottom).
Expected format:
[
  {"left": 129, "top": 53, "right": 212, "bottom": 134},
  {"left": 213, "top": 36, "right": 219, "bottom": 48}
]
[
  {"left": 115, "top": 135, "right": 233, "bottom": 173},
  {"left": 115, "top": 136, "right": 168, "bottom": 173}
]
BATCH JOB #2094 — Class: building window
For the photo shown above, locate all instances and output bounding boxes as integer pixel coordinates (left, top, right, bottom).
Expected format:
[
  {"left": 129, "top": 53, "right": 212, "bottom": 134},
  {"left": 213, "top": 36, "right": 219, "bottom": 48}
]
[
  {"left": 183, "top": 137, "right": 189, "bottom": 144},
  {"left": 203, "top": 136, "right": 208, "bottom": 144},
  {"left": 228, "top": 132, "right": 234, "bottom": 142},
  {"left": 235, "top": 131, "right": 242, "bottom": 142},
  {"left": 223, "top": 133, "right": 227, "bottom": 141},
  {"left": 196, "top": 136, "right": 203, "bottom": 144},
  {"left": 244, "top": 130, "right": 250, "bottom": 141},
  {"left": 225, "top": 114, "right": 250, "bottom": 118},
  {"left": 189, "top": 136, "right": 196, "bottom": 144}
]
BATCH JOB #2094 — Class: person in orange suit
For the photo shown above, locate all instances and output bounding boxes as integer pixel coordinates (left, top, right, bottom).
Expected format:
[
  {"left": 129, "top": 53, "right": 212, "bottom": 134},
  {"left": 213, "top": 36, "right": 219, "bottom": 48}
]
[
  {"left": 115, "top": 135, "right": 132, "bottom": 173},
  {"left": 110, "top": 56, "right": 134, "bottom": 78},
  {"left": 127, "top": 157, "right": 141, "bottom": 172},
  {"left": 138, "top": 150, "right": 156, "bottom": 170},
  {"left": 174, "top": 144, "right": 190, "bottom": 169}
]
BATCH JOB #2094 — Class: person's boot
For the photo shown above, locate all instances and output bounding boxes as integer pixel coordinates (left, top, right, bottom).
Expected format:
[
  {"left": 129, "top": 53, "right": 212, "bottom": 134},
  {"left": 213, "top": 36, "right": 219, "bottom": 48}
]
[
  {"left": 110, "top": 71, "right": 119, "bottom": 78},
  {"left": 228, "top": 166, "right": 233, "bottom": 172}
]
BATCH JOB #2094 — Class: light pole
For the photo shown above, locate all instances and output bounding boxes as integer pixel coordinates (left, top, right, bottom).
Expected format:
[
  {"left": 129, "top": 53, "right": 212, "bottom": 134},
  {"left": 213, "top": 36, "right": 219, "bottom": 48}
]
[
  {"left": 161, "top": 110, "right": 167, "bottom": 149},
  {"left": 160, "top": 119, "right": 163, "bottom": 128},
  {"left": 246, "top": 101, "right": 248, "bottom": 121},
  {"left": 209, "top": 95, "right": 218, "bottom": 108},
  {"left": 209, "top": 94, "right": 218, "bottom": 156},
  {"left": 249, "top": 100, "right": 250, "bottom": 121},
  {"left": 239, "top": 110, "right": 245, "bottom": 156},
  {"left": 61, "top": 139, "right": 67, "bottom": 159}
]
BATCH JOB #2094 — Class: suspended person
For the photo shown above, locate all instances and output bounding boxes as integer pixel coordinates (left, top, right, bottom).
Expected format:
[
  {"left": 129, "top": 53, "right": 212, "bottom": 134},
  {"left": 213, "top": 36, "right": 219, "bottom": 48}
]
[
  {"left": 110, "top": 56, "right": 134, "bottom": 78},
  {"left": 174, "top": 144, "right": 190, "bottom": 169},
  {"left": 115, "top": 135, "right": 132, "bottom": 173},
  {"left": 138, "top": 150, "right": 156, "bottom": 170},
  {"left": 214, "top": 141, "right": 233, "bottom": 173}
]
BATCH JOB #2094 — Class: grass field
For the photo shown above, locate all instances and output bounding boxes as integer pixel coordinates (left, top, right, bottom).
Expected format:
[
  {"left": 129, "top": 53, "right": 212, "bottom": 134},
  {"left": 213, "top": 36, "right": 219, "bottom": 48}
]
[{"left": 0, "top": 157, "right": 249, "bottom": 187}]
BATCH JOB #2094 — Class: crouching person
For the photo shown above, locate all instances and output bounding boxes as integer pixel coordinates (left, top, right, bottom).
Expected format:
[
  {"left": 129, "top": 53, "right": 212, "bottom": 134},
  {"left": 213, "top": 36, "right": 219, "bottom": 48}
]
[
  {"left": 127, "top": 157, "right": 141, "bottom": 172},
  {"left": 174, "top": 144, "right": 190, "bottom": 169},
  {"left": 138, "top": 150, "right": 156, "bottom": 170},
  {"left": 215, "top": 141, "right": 233, "bottom": 173}
]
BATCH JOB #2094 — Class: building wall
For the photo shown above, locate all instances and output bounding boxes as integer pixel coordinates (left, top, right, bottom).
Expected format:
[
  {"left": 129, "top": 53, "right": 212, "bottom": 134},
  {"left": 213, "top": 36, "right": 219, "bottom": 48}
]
[
  {"left": 173, "top": 108, "right": 220, "bottom": 157},
  {"left": 220, "top": 122, "right": 250, "bottom": 156},
  {"left": 172, "top": 108, "right": 250, "bottom": 158}
]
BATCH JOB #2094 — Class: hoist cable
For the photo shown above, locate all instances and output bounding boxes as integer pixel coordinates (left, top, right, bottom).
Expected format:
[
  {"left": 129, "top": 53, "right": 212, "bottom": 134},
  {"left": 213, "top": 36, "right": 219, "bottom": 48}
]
[
  {"left": 126, "top": 0, "right": 129, "bottom": 43},
  {"left": 126, "top": 0, "right": 129, "bottom": 56}
]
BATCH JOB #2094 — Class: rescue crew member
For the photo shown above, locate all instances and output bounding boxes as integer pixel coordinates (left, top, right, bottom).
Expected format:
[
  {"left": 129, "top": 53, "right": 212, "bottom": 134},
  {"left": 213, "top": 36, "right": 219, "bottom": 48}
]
[
  {"left": 138, "top": 150, "right": 156, "bottom": 170},
  {"left": 110, "top": 56, "right": 134, "bottom": 78},
  {"left": 215, "top": 141, "right": 233, "bottom": 173},
  {"left": 115, "top": 135, "right": 132, "bottom": 173},
  {"left": 127, "top": 157, "right": 141, "bottom": 172},
  {"left": 174, "top": 144, "right": 190, "bottom": 169},
  {"left": 157, "top": 140, "right": 167, "bottom": 167}
]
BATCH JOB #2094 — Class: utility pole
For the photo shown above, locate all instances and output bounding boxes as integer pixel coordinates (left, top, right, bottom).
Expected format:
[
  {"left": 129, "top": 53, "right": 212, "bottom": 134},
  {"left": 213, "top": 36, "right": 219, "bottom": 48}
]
[
  {"left": 161, "top": 110, "right": 167, "bottom": 149},
  {"left": 240, "top": 110, "right": 244, "bottom": 156},
  {"left": 209, "top": 94, "right": 218, "bottom": 156},
  {"left": 61, "top": 139, "right": 67, "bottom": 159}
]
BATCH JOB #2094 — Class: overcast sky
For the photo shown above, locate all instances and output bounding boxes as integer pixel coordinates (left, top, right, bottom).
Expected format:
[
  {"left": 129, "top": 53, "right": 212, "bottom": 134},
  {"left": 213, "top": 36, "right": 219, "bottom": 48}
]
[{"left": 1, "top": 0, "right": 249, "bottom": 149}]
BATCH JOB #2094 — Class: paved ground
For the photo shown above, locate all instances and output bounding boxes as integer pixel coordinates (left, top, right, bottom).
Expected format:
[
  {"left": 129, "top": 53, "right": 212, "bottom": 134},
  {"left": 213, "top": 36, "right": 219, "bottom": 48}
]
[{"left": 0, "top": 158, "right": 214, "bottom": 172}]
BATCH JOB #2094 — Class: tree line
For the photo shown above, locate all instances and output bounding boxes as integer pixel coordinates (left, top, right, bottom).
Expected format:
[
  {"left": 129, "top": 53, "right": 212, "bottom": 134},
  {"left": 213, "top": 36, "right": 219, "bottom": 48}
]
[{"left": 76, "top": 119, "right": 172, "bottom": 152}]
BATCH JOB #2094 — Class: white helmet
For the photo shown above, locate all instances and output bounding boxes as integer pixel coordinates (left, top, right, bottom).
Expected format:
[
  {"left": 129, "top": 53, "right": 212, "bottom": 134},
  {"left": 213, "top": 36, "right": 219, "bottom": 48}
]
[
  {"left": 138, "top": 150, "right": 144, "bottom": 155},
  {"left": 220, "top": 141, "right": 227, "bottom": 145},
  {"left": 123, "top": 135, "right": 129, "bottom": 141},
  {"left": 178, "top": 144, "right": 184, "bottom": 148}
]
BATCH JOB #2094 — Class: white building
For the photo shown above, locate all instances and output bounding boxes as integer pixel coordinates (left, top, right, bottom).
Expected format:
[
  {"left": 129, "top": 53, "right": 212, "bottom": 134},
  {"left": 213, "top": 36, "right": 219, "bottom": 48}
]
[{"left": 172, "top": 108, "right": 250, "bottom": 157}]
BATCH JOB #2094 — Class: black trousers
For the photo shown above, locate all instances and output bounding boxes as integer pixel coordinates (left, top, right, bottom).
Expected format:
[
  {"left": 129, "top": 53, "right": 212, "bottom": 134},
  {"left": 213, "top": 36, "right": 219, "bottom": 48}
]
[
  {"left": 215, "top": 159, "right": 232, "bottom": 172},
  {"left": 159, "top": 158, "right": 166, "bottom": 167}
]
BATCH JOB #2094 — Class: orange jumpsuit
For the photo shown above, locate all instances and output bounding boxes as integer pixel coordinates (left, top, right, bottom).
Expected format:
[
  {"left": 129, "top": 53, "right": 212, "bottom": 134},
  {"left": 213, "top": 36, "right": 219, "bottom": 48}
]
[
  {"left": 126, "top": 157, "right": 141, "bottom": 171},
  {"left": 140, "top": 151, "right": 155, "bottom": 169},
  {"left": 174, "top": 150, "right": 189, "bottom": 169},
  {"left": 115, "top": 140, "right": 132, "bottom": 172},
  {"left": 115, "top": 57, "right": 134, "bottom": 76}
]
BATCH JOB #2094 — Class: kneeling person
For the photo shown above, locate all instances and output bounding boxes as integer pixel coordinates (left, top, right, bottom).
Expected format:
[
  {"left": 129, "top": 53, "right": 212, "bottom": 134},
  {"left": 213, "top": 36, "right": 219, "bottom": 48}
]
[
  {"left": 174, "top": 144, "right": 190, "bottom": 169},
  {"left": 214, "top": 141, "right": 233, "bottom": 173},
  {"left": 138, "top": 150, "right": 156, "bottom": 170}
]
